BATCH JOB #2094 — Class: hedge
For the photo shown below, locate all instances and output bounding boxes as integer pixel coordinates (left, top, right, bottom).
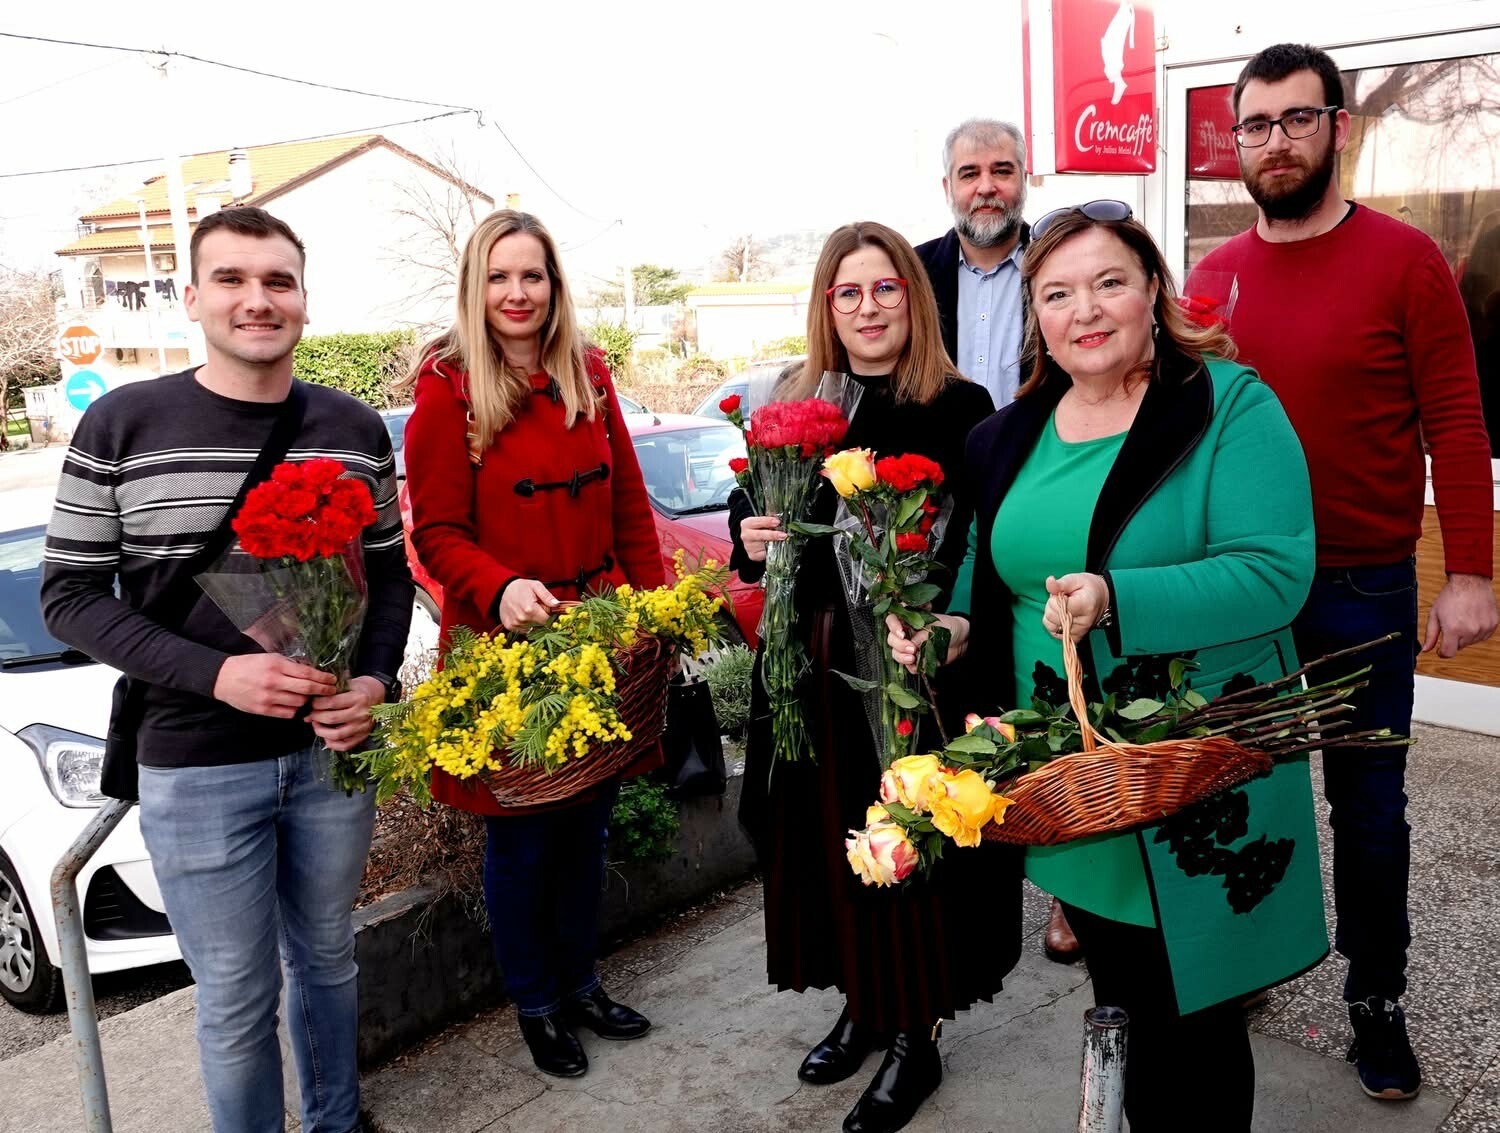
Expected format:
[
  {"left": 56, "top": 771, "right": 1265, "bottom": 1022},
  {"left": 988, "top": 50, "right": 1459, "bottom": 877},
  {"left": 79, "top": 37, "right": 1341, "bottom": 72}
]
[{"left": 293, "top": 330, "right": 418, "bottom": 408}]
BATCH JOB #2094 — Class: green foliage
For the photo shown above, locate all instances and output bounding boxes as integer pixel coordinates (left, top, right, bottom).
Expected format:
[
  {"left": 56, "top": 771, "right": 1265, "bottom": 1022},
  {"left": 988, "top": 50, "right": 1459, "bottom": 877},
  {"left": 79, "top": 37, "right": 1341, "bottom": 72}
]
[
  {"left": 585, "top": 321, "right": 637, "bottom": 375},
  {"left": 293, "top": 330, "right": 416, "bottom": 408},
  {"left": 636, "top": 347, "right": 668, "bottom": 368},
  {"left": 703, "top": 645, "right": 755, "bottom": 738},
  {"left": 610, "top": 780, "right": 682, "bottom": 862},
  {"left": 753, "top": 335, "right": 806, "bottom": 360},
  {"left": 596, "top": 264, "right": 693, "bottom": 308}
]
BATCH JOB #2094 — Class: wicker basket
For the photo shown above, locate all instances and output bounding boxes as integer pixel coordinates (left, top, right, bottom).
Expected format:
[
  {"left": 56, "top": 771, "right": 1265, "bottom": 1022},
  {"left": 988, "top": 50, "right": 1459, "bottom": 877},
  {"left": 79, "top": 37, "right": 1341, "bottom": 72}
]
[
  {"left": 478, "top": 634, "right": 679, "bottom": 808},
  {"left": 980, "top": 602, "right": 1275, "bottom": 847}
]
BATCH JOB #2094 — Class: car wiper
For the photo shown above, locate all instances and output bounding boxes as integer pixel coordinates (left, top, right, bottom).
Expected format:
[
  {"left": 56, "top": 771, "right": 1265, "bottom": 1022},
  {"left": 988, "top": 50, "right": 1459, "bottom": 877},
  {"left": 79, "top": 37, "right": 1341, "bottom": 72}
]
[
  {"left": 1, "top": 648, "right": 95, "bottom": 670},
  {"left": 671, "top": 503, "right": 730, "bottom": 516}
]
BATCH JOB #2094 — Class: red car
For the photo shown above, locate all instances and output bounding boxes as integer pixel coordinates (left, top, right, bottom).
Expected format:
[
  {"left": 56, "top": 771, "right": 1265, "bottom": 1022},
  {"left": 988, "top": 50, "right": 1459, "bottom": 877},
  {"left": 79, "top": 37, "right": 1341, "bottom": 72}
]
[{"left": 397, "top": 411, "right": 762, "bottom": 665}]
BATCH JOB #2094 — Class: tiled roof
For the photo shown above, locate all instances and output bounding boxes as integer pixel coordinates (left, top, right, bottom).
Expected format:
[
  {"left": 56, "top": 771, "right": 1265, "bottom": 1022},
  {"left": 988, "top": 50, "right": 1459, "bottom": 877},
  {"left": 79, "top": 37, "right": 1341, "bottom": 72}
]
[
  {"left": 80, "top": 136, "right": 383, "bottom": 222},
  {"left": 56, "top": 225, "right": 182, "bottom": 256}
]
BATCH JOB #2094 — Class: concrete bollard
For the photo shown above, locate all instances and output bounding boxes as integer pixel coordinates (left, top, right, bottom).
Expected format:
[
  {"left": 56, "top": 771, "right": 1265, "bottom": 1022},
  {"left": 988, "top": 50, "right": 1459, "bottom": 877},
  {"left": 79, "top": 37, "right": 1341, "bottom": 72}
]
[{"left": 1077, "top": 1004, "right": 1129, "bottom": 1133}]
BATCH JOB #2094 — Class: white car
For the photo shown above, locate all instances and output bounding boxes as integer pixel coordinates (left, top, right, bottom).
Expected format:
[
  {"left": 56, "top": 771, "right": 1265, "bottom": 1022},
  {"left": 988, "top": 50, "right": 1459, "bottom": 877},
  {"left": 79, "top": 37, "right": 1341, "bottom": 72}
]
[{"left": 0, "top": 519, "right": 435, "bottom": 1014}]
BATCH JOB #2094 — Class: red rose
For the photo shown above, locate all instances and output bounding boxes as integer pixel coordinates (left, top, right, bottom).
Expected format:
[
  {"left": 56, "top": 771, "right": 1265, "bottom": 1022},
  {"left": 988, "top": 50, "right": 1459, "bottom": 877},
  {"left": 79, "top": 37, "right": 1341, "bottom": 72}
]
[
  {"left": 895, "top": 532, "right": 929, "bottom": 554},
  {"left": 728, "top": 457, "right": 749, "bottom": 474},
  {"left": 895, "top": 719, "right": 914, "bottom": 737},
  {"left": 719, "top": 393, "right": 742, "bottom": 414}
]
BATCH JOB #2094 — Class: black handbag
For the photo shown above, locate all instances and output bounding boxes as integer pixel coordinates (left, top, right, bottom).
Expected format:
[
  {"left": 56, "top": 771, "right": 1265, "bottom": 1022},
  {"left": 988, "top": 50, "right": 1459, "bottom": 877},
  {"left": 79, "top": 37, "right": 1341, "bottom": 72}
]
[
  {"left": 100, "top": 385, "right": 308, "bottom": 801},
  {"left": 656, "top": 677, "right": 727, "bottom": 800}
]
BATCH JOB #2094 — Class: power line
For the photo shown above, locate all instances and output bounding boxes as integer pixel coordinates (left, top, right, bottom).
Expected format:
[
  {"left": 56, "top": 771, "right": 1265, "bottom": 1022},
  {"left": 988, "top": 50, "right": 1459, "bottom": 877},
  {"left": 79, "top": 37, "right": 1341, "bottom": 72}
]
[
  {"left": 0, "top": 31, "right": 474, "bottom": 113},
  {"left": 488, "top": 122, "right": 612, "bottom": 225},
  {"left": 562, "top": 218, "right": 623, "bottom": 253},
  {"left": 0, "top": 111, "right": 474, "bottom": 180},
  {"left": 1, "top": 30, "right": 609, "bottom": 226},
  {"left": 0, "top": 56, "right": 125, "bottom": 107}
]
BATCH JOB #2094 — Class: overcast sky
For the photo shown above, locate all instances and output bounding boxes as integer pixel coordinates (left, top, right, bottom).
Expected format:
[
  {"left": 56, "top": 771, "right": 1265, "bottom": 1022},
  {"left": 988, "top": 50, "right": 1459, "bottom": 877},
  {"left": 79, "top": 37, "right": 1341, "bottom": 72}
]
[{"left": 0, "top": 0, "right": 1041, "bottom": 284}]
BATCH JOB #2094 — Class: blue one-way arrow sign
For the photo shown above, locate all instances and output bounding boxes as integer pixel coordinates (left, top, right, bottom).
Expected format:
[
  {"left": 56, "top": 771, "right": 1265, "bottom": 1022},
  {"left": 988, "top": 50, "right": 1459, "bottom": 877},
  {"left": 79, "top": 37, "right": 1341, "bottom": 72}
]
[{"left": 64, "top": 370, "right": 108, "bottom": 411}]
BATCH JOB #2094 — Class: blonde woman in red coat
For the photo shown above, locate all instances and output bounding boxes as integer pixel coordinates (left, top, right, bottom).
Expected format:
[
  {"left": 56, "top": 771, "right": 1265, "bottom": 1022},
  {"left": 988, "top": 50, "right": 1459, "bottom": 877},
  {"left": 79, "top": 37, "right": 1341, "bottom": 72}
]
[{"left": 401, "top": 210, "right": 665, "bottom": 1079}]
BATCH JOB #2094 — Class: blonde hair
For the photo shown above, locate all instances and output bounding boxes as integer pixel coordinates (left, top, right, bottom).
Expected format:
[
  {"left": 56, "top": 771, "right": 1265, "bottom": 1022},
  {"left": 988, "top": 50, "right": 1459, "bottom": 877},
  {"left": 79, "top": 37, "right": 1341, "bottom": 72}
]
[
  {"left": 401, "top": 209, "right": 594, "bottom": 447},
  {"left": 1017, "top": 211, "right": 1237, "bottom": 397},
  {"left": 788, "top": 221, "right": 958, "bottom": 406}
]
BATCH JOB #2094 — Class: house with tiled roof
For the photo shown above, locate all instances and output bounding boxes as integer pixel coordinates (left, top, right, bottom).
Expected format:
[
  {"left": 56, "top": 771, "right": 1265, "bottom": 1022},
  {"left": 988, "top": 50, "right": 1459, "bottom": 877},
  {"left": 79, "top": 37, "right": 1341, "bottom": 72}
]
[{"left": 50, "top": 134, "right": 491, "bottom": 404}]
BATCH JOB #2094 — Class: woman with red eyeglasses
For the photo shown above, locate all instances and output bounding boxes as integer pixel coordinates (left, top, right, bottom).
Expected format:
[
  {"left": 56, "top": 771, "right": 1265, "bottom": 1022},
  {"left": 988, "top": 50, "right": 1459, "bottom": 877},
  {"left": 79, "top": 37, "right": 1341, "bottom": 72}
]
[{"left": 728, "top": 222, "right": 1016, "bottom": 1133}]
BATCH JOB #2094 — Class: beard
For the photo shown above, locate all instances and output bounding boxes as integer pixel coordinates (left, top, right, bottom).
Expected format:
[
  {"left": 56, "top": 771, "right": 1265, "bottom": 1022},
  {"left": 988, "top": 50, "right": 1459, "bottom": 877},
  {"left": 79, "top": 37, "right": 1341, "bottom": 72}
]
[
  {"left": 952, "top": 192, "right": 1024, "bottom": 247},
  {"left": 1243, "top": 139, "right": 1336, "bottom": 221}
]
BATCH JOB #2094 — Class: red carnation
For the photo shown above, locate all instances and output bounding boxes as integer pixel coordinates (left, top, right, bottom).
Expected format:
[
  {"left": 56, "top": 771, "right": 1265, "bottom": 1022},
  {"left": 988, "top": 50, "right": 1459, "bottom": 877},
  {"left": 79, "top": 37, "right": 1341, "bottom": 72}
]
[
  {"left": 728, "top": 457, "right": 749, "bottom": 474},
  {"left": 875, "top": 454, "right": 944, "bottom": 493},
  {"left": 719, "top": 393, "right": 742, "bottom": 414},
  {"left": 895, "top": 719, "right": 914, "bottom": 737},
  {"left": 1180, "top": 294, "right": 1225, "bottom": 330},
  {"left": 895, "top": 532, "right": 929, "bottom": 554}
]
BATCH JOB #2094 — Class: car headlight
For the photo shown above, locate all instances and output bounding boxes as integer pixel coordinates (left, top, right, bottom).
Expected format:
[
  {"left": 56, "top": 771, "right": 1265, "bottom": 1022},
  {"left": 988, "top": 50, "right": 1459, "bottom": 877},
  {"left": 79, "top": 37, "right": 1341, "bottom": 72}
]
[{"left": 18, "top": 725, "right": 107, "bottom": 808}]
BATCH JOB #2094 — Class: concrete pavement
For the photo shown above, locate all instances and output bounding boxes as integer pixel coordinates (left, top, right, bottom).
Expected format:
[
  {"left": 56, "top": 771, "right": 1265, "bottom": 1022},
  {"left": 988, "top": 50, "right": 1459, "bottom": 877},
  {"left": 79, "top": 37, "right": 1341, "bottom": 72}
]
[{"left": 3, "top": 722, "right": 1496, "bottom": 1131}]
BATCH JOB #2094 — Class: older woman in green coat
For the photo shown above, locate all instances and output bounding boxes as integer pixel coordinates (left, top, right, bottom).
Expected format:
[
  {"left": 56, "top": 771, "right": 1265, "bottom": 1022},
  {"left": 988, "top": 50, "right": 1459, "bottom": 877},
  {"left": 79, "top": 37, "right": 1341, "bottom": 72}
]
[{"left": 890, "top": 203, "right": 1320, "bottom": 1133}]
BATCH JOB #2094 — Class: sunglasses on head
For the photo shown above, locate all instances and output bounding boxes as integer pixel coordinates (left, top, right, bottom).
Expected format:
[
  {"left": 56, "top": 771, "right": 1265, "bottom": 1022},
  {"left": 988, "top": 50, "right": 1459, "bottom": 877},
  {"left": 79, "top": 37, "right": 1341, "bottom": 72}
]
[{"left": 1030, "top": 200, "right": 1134, "bottom": 242}]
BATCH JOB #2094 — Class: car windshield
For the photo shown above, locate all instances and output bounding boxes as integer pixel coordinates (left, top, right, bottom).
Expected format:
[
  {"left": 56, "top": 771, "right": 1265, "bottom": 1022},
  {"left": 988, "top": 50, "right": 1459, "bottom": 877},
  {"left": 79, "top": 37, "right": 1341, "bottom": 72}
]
[
  {"left": 0, "top": 526, "right": 73, "bottom": 663},
  {"left": 382, "top": 410, "right": 411, "bottom": 452},
  {"left": 631, "top": 425, "right": 746, "bottom": 516}
]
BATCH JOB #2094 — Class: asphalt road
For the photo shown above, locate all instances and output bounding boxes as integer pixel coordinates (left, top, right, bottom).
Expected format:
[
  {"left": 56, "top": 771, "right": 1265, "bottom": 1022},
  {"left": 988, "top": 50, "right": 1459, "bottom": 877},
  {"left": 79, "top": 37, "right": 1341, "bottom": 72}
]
[{"left": 0, "top": 961, "right": 193, "bottom": 1063}]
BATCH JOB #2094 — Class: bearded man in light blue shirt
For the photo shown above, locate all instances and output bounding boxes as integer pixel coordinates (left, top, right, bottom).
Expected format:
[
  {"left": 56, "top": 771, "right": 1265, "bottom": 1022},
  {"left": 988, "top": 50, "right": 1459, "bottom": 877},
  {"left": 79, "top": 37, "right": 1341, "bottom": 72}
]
[{"left": 916, "top": 118, "right": 1030, "bottom": 409}]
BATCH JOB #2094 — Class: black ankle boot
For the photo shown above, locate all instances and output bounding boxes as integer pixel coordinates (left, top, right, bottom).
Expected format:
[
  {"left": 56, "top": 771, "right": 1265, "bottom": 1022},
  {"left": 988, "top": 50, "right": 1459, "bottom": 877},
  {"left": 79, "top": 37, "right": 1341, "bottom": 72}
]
[
  {"left": 842, "top": 1030, "right": 943, "bottom": 1133},
  {"left": 798, "top": 1004, "right": 885, "bottom": 1084},
  {"left": 563, "top": 986, "right": 651, "bottom": 1040},
  {"left": 517, "top": 1010, "right": 588, "bottom": 1077}
]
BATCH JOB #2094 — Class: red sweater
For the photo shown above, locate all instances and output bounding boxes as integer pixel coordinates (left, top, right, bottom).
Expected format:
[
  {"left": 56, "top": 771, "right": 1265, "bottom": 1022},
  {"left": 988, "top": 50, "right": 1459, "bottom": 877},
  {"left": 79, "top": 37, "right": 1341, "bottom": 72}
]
[
  {"left": 403, "top": 347, "right": 666, "bottom": 815},
  {"left": 1189, "top": 205, "right": 1493, "bottom": 576}
]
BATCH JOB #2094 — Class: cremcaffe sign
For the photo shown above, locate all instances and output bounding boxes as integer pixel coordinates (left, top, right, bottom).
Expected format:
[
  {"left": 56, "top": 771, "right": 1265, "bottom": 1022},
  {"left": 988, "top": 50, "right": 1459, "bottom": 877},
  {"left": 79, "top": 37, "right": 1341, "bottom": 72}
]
[{"left": 1023, "top": 0, "right": 1159, "bottom": 175}]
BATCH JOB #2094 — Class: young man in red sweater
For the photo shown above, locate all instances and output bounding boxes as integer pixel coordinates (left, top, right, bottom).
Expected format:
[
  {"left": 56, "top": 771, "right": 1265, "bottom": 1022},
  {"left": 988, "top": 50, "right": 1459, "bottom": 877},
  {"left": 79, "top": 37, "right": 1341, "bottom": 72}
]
[{"left": 1189, "top": 43, "right": 1496, "bottom": 1103}]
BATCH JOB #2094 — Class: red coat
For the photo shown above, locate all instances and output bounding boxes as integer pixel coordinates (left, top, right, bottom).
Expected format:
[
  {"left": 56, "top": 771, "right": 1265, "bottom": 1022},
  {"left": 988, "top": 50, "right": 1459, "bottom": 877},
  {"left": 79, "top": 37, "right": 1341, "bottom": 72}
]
[{"left": 404, "top": 347, "right": 666, "bottom": 815}]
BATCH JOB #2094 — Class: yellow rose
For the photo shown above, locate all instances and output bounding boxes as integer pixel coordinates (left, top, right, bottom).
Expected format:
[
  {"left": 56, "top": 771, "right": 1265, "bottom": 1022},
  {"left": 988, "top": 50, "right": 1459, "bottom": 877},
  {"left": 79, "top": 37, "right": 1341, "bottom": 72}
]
[
  {"left": 866, "top": 803, "right": 892, "bottom": 826},
  {"left": 927, "top": 768, "right": 1004, "bottom": 848},
  {"left": 963, "top": 713, "right": 1018, "bottom": 742},
  {"left": 822, "top": 448, "right": 877, "bottom": 498},
  {"left": 879, "top": 753, "right": 943, "bottom": 812}
]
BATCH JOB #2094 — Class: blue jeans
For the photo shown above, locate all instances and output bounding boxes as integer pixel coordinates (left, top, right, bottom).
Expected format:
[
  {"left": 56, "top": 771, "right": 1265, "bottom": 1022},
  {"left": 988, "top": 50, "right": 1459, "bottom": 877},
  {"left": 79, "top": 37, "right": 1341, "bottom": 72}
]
[
  {"left": 483, "top": 782, "right": 618, "bottom": 1016},
  {"left": 1293, "top": 559, "right": 1419, "bottom": 1004},
  {"left": 138, "top": 750, "right": 376, "bottom": 1133}
]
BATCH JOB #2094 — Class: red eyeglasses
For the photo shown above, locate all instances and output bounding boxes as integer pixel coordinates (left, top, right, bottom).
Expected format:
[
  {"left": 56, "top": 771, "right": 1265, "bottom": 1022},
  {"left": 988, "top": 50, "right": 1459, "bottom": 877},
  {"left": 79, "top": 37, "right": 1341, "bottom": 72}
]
[{"left": 825, "top": 277, "right": 909, "bottom": 314}]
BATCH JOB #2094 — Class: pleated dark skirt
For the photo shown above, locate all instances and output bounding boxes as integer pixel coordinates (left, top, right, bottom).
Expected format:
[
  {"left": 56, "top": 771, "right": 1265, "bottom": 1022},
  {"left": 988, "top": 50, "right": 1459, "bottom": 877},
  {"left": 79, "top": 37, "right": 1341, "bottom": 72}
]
[{"left": 739, "top": 606, "right": 1025, "bottom": 1034}]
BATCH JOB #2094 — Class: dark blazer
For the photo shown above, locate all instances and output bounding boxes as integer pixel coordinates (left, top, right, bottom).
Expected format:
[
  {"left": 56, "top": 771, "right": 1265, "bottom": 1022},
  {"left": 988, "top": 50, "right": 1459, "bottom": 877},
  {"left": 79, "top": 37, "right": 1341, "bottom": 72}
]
[{"left": 914, "top": 223, "right": 1032, "bottom": 366}]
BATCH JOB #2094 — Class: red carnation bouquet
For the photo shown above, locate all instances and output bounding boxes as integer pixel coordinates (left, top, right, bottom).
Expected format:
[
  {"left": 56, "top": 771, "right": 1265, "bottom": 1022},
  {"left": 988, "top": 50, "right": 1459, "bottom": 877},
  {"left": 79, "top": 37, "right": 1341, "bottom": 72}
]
[
  {"left": 799, "top": 450, "right": 953, "bottom": 766},
  {"left": 724, "top": 376, "right": 858, "bottom": 764},
  {"left": 198, "top": 458, "right": 379, "bottom": 791}
]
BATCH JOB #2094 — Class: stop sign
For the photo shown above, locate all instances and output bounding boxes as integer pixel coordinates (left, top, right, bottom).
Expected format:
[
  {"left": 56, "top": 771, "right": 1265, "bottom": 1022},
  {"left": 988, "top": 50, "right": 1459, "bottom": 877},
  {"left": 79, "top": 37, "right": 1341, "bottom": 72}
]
[{"left": 58, "top": 325, "right": 103, "bottom": 366}]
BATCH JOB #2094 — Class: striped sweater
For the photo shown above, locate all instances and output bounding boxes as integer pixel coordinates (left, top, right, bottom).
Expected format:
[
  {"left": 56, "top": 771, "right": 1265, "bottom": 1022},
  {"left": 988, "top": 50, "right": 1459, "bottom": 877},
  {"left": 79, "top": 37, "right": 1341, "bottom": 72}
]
[{"left": 41, "top": 370, "right": 414, "bottom": 768}]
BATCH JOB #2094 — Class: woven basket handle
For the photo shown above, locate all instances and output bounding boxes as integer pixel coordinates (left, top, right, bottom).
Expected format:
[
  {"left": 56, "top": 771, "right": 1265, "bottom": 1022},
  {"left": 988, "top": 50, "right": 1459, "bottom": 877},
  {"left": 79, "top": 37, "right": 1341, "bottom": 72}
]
[{"left": 1059, "top": 595, "right": 1103, "bottom": 754}]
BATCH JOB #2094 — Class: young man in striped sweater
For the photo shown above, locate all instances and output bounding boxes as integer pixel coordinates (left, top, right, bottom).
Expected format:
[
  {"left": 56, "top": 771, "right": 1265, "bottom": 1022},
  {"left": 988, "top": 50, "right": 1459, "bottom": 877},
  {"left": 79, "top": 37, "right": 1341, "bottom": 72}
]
[{"left": 42, "top": 207, "right": 413, "bottom": 1133}]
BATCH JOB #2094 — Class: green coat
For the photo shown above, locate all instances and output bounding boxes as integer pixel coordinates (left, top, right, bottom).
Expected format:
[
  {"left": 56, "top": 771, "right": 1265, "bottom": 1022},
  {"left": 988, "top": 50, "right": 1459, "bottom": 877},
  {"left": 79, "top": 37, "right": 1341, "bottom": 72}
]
[{"left": 952, "top": 354, "right": 1327, "bottom": 1014}]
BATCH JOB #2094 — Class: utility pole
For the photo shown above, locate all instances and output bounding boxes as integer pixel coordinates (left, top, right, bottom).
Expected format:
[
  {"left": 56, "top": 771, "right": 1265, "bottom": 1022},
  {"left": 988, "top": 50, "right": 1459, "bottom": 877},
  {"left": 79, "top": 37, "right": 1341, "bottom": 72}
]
[
  {"left": 150, "top": 53, "right": 203, "bottom": 364},
  {"left": 136, "top": 199, "right": 168, "bottom": 372}
]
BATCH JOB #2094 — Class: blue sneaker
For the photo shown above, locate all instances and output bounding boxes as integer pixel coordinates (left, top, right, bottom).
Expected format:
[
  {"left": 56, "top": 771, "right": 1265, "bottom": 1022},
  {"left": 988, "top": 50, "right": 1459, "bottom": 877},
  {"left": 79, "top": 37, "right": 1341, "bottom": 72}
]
[{"left": 1347, "top": 997, "right": 1422, "bottom": 1100}]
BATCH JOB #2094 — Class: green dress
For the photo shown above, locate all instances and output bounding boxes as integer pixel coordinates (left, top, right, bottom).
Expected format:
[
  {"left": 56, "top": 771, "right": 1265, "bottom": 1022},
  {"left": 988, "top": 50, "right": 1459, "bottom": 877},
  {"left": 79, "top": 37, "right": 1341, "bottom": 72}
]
[{"left": 992, "top": 414, "right": 1154, "bottom": 926}]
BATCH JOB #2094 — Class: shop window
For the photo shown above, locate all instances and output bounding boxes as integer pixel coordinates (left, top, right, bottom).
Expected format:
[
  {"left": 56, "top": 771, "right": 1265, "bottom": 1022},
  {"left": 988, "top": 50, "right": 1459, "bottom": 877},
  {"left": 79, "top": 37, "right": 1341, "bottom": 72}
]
[{"left": 1186, "top": 54, "right": 1500, "bottom": 455}]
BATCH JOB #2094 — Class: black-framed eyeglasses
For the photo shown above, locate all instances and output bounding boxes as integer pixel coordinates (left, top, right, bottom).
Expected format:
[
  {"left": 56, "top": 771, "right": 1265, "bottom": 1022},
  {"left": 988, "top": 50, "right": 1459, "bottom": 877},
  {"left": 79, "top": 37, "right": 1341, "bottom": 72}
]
[
  {"left": 1030, "top": 200, "right": 1134, "bottom": 242},
  {"left": 825, "top": 277, "right": 908, "bottom": 314},
  {"left": 1231, "top": 106, "right": 1338, "bottom": 148}
]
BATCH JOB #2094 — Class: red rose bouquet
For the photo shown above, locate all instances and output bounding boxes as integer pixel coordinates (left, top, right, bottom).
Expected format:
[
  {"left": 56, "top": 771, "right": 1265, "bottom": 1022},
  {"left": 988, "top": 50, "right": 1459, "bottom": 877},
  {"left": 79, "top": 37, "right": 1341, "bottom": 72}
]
[
  {"left": 725, "top": 379, "right": 858, "bottom": 764},
  {"left": 198, "top": 458, "right": 379, "bottom": 791},
  {"left": 801, "top": 450, "right": 953, "bottom": 766}
]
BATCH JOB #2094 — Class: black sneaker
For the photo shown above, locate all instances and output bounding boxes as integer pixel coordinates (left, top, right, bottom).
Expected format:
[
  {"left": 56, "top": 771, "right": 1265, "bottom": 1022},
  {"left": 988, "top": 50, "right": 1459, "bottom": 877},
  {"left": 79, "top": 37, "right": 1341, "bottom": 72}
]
[{"left": 1347, "top": 997, "right": 1422, "bottom": 1100}]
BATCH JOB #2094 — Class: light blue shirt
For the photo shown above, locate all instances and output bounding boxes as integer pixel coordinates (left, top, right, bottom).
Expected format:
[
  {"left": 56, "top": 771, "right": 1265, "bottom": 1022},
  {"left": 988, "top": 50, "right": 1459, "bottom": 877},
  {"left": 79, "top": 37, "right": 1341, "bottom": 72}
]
[{"left": 956, "top": 242, "right": 1026, "bottom": 407}]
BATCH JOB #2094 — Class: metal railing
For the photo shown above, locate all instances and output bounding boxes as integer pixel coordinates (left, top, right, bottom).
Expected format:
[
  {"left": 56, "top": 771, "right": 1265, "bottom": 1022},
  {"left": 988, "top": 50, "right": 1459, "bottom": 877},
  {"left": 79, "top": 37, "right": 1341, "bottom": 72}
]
[
  {"left": 1078, "top": 1005, "right": 1129, "bottom": 1133},
  {"left": 49, "top": 799, "right": 133, "bottom": 1133}
]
